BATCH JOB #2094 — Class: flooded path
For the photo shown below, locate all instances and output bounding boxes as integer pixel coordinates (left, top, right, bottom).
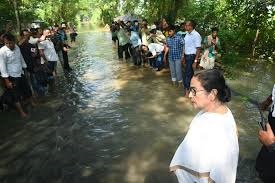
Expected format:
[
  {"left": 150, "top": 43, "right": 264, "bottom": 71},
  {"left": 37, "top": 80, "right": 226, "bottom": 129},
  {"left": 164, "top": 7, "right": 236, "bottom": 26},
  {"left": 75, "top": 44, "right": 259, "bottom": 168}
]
[{"left": 0, "top": 31, "right": 274, "bottom": 183}]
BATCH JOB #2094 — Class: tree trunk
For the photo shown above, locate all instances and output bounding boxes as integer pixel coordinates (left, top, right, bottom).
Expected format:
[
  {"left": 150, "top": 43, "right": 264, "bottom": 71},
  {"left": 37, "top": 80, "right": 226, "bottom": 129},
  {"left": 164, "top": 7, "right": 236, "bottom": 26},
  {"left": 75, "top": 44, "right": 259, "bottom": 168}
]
[
  {"left": 170, "top": 0, "right": 182, "bottom": 23},
  {"left": 12, "top": 0, "right": 21, "bottom": 32},
  {"left": 252, "top": 29, "right": 260, "bottom": 58}
]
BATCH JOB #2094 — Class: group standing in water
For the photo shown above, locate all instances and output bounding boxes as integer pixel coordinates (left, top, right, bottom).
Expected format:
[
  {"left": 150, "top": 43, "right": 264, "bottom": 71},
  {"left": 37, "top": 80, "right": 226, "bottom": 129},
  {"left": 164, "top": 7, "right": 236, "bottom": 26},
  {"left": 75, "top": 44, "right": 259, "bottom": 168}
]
[
  {"left": 111, "top": 19, "right": 220, "bottom": 98},
  {"left": 0, "top": 22, "right": 77, "bottom": 118},
  {"left": 111, "top": 18, "right": 274, "bottom": 183}
]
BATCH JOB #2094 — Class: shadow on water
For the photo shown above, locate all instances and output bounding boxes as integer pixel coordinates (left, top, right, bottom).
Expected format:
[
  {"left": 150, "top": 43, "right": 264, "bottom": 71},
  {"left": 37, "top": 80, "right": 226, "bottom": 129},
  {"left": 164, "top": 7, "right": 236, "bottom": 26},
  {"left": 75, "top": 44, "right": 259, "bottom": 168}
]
[{"left": 0, "top": 31, "right": 274, "bottom": 183}]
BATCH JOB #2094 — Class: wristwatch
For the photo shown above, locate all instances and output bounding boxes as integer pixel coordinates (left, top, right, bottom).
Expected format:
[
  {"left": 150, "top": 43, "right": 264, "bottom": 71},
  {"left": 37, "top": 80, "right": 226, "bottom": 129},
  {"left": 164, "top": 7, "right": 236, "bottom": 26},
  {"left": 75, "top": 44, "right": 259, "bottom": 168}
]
[{"left": 194, "top": 59, "right": 198, "bottom": 62}]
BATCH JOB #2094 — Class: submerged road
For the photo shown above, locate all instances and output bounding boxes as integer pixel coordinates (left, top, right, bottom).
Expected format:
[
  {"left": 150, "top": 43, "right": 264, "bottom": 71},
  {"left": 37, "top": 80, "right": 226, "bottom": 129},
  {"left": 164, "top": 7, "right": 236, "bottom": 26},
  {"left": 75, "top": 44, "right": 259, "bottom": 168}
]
[{"left": 0, "top": 31, "right": 275, "bottom": 183}]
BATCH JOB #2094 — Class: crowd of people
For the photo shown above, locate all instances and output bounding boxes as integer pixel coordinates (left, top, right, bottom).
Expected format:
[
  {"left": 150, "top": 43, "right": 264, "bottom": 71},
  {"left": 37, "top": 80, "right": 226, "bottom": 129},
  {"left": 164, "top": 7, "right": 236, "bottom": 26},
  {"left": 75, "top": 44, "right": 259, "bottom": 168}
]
[
  {"left": 111, "top": 19, "right": 274, "bottom": 183},
  {"left": 0, "top": 17, "right": 274, "bottom": 183},
  {"left": 0, "top": 22, "right": 77, "bottom": 118},
  {"left": 110, "top": 18, "right": 220, "bottom": 97}
]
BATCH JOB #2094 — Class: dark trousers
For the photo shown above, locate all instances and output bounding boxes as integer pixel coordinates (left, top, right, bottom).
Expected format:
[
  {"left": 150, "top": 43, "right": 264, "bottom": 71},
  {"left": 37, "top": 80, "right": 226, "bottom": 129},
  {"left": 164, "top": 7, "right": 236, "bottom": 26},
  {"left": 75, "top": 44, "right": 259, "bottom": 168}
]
[
  {"left": 256, "top": 111, "right": 275, "bottom": 183},
  {"left": 62, "top": 50, "right": 70, "bottom": 69},
  {"left": 118, "top": 43, "right": 131, "bottom": 59},
  {"left": 8, "top": 75, "right": 32, "bottom": 102},
  {"left": 184, "top": 54, "right": 196, "bottom": 89},
  {"left": 131, "top": 46, "right": 141, "bottom": 65}
]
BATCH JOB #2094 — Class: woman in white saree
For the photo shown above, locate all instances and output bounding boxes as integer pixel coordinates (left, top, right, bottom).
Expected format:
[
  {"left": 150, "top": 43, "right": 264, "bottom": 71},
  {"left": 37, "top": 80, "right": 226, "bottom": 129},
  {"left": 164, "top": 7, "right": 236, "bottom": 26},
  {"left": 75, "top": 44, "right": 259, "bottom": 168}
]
[{"left": 170, "top": 69, "right": 239, "bottom": 183}]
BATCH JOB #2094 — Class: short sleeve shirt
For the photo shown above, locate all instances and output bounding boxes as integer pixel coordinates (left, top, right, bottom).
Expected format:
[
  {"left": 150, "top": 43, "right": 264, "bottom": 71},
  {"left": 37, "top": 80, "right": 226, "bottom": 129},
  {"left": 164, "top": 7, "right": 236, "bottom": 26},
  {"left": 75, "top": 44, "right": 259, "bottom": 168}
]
[
  {"left": 184, "top": 30, "right": 202, "bottom": 55},
  {"left": 167, "top": 35, "right": 184, "bottom": 60},
  {"left": 148, "top": 43, "right": 164, "bottom": 56},
  {"left": 38, "top": 39, "right": 58, "bottom": 62}
]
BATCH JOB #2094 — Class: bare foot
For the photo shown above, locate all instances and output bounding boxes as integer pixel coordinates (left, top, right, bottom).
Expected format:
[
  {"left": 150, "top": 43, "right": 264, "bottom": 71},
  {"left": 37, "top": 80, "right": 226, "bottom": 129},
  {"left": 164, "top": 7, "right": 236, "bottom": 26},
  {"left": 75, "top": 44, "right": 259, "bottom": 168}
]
[{"left": 20, "top": 111, "right": 28, "bottom": 119}]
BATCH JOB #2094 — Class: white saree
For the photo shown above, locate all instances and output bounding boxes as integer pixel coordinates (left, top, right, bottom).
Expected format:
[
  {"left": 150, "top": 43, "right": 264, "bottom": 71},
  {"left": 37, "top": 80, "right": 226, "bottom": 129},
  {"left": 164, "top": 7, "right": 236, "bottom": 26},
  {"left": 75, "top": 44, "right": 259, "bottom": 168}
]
[{"left": 170, "top": 108, "right": 239, "bottom": 183}]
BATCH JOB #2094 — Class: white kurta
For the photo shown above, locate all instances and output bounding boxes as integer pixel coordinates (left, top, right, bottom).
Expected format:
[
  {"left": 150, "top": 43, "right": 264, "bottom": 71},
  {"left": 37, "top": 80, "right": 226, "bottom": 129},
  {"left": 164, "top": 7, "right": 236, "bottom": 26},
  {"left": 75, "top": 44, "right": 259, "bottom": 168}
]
[{"left": 170, "top": 108, "right": 239, "bottom": 183}]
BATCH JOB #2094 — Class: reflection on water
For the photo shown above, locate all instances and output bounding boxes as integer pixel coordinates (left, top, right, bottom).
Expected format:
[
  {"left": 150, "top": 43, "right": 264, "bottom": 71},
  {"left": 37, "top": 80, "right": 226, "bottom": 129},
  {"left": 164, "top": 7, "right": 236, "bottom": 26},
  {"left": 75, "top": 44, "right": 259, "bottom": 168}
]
[{"left": 0, "top": 30, "right": 274, "bottom": 183}]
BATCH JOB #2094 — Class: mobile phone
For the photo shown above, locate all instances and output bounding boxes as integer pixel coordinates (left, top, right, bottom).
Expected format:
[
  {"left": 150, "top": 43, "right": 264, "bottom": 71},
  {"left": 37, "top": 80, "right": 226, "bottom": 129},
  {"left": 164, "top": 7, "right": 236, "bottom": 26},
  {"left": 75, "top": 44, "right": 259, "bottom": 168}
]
[
  {"left": 258, "top": 121, "right": 266, "bottom": 131},
  {"left": 257, "top": 103, "right": 267, "bottom": 131}
]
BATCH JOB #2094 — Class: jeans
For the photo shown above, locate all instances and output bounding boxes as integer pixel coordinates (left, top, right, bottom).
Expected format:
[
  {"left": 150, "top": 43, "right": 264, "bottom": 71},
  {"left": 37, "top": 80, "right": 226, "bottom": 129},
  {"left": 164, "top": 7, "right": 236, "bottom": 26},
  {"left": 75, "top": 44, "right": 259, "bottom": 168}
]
[
  {"left": 184, "top": 54, "right": 196, "bottom": 89},
  {"left": 47, "top": 61, "right": 57, "bottom": 73},
  {"left": 169, "top": 59, "right": 183, "bottom": 82},
  {"left": 62, "top": 50, "right": 70, "bottom": 69},
  {"left": 151, "top": 53, "right": 164, "bottom": 69}
]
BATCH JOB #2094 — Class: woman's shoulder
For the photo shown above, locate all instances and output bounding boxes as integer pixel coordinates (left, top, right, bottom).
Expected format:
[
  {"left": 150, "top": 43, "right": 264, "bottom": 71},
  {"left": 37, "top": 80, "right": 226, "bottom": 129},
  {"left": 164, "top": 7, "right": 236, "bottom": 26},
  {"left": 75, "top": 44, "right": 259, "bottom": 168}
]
[{"left": 195, "top": 108, "right": 235, "bottom": 126}]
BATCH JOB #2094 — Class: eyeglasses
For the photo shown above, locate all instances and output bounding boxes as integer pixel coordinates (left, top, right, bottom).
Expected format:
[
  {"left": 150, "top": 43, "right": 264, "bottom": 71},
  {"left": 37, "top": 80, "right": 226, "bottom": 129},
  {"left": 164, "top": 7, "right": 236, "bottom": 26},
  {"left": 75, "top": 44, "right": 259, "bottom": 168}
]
[{"left": 190, "top": 87, "right": 205, "bottom": 96}]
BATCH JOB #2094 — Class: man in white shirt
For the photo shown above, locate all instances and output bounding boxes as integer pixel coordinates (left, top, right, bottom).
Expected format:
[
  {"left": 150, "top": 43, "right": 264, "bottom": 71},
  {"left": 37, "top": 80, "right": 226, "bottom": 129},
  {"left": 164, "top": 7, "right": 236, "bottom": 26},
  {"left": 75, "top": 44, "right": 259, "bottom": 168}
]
[
  {"left": 141, "top": 43, "right": 168, "bottom": 71},
  {"left": 183, "top": 20, "right": 202, "bottom": 97},
  {"left": 38, "top": 28, "right": 59, "bottom": 78},
  {"left": 0, "top": 33, "right": 32, "bottom": 118},
  {"left": 128, "top": 30, "right": 142, "bottom": 65}
]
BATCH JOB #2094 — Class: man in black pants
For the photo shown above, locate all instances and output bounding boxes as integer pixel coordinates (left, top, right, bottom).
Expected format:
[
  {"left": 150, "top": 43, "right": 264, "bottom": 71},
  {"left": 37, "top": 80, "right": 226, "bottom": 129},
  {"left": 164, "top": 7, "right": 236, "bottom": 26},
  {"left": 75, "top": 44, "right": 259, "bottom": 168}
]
[
  {"left": 54, "top": 24, "right": 72, "bottom": 71},
  {"left": 256, "top": 84, "right": 275, "bottom": 183},
  {"left": 0, "top": 33, "right": 32, "bottom": 118}
]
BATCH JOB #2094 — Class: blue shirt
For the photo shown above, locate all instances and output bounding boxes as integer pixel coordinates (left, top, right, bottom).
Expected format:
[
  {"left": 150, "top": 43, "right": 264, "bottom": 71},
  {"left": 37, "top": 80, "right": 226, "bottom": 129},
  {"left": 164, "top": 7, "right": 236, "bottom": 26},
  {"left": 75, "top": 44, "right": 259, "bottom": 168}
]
[
  {"left": 57, "top": 30, "right": 67, "bottom": 41},
  {"left": 131, "top": 25, "right": 139, "bottom": 32},
  {"left": 130, "top": 31, "right": 141, "bottom": 48},
  {"left": 167, "top": 35, "right": 185, "bottom": 60}
]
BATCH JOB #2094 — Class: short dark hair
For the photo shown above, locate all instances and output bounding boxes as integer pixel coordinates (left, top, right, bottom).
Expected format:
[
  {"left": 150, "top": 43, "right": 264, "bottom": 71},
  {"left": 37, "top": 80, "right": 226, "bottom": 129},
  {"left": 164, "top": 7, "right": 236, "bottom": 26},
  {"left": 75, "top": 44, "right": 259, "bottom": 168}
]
[
  {"left": 20, "top": 29, "right": 29, "bottom": 37},
  {"left": 194, "top": 69, "right": 231, "bottom": 103},
  {"left": 188, "top": 20, "right": 197, "bottom": 29},
  {"left": 149, "top": 29, "right": 156, "bottom": 34},
  {"left": 2, "top": 33, "right": 16, "bottom": 42},
  {"left": 168, "top": 25, "right": 176, "bottom": 31},
  {"left": 211, "top": 27, "right": 219, "bottom": 32},
  {"left": 140, "top": 44, "right": 148, "bottom": 53}
]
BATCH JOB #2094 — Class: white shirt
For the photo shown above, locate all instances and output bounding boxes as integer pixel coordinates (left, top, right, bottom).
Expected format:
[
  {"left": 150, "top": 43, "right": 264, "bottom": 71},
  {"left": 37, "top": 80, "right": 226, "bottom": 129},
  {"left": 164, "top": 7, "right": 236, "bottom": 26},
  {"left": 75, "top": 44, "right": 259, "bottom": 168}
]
[
  {"left": 0, "top": 45, "right": 27, "bottom": 78},
  {"left": 170, "top": 108, "right": 239, "bottom": 183},
  {"left": 272, "top": 84, "right": 275, "bottom": 117},
  {"left": 151, "top": 30, "right": 166, "bottom": 45},
  {"left": 29, "top": 36, "right": 39, "bottom": 45},
  {"left": 38, "top": 39, "right": 58, "bottom": 63},
  {"left": 148, "top": 43, "right": 164, "bottom": 56},
  {"left": 184, "top": 29, "right": 202, "bottom": 54}
]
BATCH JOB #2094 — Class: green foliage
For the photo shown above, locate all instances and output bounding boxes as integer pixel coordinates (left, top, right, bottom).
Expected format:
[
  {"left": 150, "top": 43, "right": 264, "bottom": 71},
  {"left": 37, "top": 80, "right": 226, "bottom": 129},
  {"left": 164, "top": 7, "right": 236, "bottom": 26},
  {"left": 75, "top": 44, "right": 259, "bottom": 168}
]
[{"left": 0, "top": 1, "right": 14, "bottom": 29}]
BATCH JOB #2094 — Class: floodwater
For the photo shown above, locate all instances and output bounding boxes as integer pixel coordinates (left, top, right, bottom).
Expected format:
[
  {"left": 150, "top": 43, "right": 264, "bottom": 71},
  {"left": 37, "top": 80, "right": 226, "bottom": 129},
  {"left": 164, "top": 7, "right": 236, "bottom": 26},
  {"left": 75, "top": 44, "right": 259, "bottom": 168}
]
[{"left": 0, "top": 30, "right": 274, "bottom": 183}]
